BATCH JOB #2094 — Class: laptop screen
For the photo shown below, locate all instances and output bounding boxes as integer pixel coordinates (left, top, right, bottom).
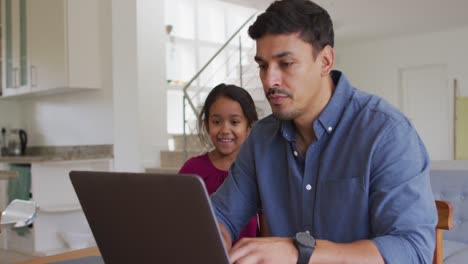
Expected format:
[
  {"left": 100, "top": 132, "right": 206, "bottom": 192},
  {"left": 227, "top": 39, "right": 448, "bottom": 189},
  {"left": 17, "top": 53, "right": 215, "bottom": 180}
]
[{"left": 70, "top": 171, "right": 229, "bottom": 264}]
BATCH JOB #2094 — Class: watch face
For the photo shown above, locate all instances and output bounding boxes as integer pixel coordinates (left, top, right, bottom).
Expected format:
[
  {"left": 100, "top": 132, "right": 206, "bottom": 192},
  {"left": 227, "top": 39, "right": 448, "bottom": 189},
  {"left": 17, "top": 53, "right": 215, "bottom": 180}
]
[{"left": 296, "top": 232, "right": 315, "bottom": 247}]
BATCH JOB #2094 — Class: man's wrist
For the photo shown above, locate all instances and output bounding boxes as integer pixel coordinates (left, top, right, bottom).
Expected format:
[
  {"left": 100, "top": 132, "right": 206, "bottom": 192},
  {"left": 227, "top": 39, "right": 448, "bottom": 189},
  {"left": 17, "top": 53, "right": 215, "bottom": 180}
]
[{"left": 218, "top": 223, "right": 232, "bottom": 250}]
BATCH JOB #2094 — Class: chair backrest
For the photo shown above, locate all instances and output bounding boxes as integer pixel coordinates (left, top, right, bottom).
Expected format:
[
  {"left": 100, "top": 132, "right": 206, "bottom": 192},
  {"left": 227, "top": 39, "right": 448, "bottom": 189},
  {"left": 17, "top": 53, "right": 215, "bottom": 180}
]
[
  {"left": 433, "top": 200, "right": 454, "bottom": 264},
  {"left": 430, "top": 169, "right": 468, "bottom": 244}
]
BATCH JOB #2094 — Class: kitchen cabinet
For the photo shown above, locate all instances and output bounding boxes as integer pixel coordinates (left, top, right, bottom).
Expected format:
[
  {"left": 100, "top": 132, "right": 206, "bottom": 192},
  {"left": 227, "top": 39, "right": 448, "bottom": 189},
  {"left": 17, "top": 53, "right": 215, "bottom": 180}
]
[
  {"left": 2, "top": 0, "right": 30, "bottom": 96},
  {"left": 1, "top": 0, "right": 101, "bottom": 97},
  {"left": 27, "top": 0, "right": 101, "bottom": 94},
  {"left": 1, "top": 159, "right": 113, "bottom": 255}
]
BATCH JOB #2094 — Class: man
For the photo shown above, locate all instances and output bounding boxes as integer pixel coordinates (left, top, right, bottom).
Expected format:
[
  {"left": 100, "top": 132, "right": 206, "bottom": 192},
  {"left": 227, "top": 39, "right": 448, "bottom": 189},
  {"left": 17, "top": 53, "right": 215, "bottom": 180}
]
[{"left": 211, "top": 0, "right": 437, "bottom": 263}]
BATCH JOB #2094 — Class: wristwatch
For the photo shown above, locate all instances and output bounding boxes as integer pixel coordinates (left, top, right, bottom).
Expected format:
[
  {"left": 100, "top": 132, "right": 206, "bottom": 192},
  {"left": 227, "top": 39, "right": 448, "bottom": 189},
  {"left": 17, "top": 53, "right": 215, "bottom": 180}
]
[{"left": 293, "top": 231, "right": 316, "bottom": 264}]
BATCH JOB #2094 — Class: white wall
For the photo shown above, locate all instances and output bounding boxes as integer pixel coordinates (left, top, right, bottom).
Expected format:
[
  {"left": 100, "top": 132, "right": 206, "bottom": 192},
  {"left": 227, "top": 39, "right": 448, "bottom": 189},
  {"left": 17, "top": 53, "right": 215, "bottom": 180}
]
[
  {"left": 22, "top": 91, "right": 114, "bottom": 146},
  {"left": 335, "top": 26, "right": 468, "bottom": 161},
  {"left": 112, "top": 0, "right": 168, "bottom": 171},
  {"left": 0, "top": 100, "right": 22, "bottom": 133},
  {"left": 136, "top": 0, "right": 169, "bottom": 169},
  {"left": 336, "top": 26, "right": 468, "bottom": 101}
]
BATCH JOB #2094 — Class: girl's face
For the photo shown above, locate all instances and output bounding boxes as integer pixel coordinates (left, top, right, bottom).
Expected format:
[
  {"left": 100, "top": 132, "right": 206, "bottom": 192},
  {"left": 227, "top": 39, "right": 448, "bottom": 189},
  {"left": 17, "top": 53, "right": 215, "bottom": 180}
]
[{"left": 207, "top": 96, "right": 251, "bottom": 158}]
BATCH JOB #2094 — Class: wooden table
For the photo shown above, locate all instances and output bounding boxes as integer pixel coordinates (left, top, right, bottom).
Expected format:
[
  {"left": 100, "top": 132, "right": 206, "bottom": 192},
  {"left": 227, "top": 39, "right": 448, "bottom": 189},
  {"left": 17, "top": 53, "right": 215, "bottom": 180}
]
[
  {"left": 0, "top": 170, "right": 18, "bottom": 180},
  {"left": 17, "top": 247, "right": 101, "bottom": 264}
]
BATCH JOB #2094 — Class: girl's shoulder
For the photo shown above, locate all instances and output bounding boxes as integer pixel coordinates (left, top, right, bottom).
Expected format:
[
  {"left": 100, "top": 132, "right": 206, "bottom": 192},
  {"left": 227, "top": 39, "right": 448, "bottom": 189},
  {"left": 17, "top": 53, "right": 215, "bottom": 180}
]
[
  {"left": 186, "top": 152, "right": 210, "bottom": 165},
  {"left": 179, "top": 153, "right": 210, "bottom": 173}
]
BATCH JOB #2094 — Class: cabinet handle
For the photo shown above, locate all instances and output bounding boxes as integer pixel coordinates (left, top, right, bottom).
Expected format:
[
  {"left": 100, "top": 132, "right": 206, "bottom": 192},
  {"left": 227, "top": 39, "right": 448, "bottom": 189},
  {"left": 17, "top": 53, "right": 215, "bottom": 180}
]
[
  {"left": 30, "top": 65, "right": 37, "bottom": 88},
  {"left": 13, "top": 68, "right": 19, "bottom": 88}
]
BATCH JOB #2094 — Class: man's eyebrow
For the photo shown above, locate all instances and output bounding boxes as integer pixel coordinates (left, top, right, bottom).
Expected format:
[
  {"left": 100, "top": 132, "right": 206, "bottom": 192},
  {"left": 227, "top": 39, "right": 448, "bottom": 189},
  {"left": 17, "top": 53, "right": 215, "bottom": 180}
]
[
  {"left": 254, "top": 56, "right": 264, "bottom": 62},
  {"left": 273, "top": 51, "right": 294, "bottom": 58},
  {"left": 254, "top": 51, "right": 294, "bottom": 62}
]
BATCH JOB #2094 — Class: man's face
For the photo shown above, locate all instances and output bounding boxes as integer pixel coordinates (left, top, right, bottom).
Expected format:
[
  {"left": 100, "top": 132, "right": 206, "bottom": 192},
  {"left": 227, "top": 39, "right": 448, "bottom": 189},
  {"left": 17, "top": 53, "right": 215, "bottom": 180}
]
[{"left": 254, "top": 33, "right": 324, "bottom": 121}]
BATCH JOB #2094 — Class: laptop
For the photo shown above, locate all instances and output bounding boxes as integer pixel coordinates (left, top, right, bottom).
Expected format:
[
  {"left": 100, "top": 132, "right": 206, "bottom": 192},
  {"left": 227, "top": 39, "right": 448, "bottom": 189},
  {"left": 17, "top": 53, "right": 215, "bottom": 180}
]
[{"left": 69, "top": 171, "right": 230, "bottom": 264}]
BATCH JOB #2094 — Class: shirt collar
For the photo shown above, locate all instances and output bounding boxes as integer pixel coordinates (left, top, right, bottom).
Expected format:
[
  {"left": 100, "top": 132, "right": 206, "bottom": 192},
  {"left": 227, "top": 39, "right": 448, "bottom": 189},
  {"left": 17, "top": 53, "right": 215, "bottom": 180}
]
[
  {"left": 280, "top": 120, "right": 295, "bottom": 142},
  {"left": 280, "top": 70, "right": 355, "bottom": 141},
  {"left": 317, "top": 70, "right": 355, "bottom": 136}
]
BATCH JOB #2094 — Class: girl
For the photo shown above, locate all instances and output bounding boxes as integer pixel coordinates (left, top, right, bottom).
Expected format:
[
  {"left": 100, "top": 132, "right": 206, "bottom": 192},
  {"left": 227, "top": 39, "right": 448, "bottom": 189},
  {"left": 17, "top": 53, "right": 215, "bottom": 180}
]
[{"left": 179, "top": 83, "right": 259, "bottom": 244}]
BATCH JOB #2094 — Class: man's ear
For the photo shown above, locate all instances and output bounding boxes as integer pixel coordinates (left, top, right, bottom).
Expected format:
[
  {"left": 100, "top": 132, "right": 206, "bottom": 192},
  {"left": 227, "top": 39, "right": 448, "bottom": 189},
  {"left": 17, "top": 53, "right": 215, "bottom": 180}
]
[{"left": 319, "top": 45, "right": 335, "bottom": 76}]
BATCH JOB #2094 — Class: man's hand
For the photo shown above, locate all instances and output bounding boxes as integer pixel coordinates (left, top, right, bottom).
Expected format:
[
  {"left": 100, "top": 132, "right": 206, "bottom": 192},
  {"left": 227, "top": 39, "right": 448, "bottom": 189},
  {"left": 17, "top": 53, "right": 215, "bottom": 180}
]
[{"left": 229, "top": 237, "right": 298, "bottom": 264}]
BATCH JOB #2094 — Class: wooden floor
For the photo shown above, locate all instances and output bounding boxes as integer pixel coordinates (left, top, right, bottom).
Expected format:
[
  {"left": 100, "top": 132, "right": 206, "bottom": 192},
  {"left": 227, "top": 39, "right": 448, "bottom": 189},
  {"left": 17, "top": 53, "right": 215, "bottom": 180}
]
[{"left": 0, "top": 248, "right": 34, "bottom": 264}]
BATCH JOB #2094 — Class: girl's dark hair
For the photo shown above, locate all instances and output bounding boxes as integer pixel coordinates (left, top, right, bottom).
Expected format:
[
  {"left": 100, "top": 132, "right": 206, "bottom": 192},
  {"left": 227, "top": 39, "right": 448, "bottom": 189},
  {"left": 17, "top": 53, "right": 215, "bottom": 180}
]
[
  {"left": 248, "top": 0, "right": 334, "bottom": 58},
  {"left": 198, "top": 83, "right": 258, "bottom": 146}
]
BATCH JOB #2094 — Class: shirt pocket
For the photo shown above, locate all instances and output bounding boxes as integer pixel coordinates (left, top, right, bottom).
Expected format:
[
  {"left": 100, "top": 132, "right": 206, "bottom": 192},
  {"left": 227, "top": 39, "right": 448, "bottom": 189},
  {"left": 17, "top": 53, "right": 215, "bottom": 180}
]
[{"left": 317, "top": 176, "right": 366, "bottom": 206}]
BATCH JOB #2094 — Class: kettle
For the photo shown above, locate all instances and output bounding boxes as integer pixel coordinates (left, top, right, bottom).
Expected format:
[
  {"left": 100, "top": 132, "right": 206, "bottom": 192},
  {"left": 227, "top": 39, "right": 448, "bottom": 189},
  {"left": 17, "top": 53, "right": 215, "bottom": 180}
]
[{"left": 8, "top": 129, "right": 28, "bottom": 156}]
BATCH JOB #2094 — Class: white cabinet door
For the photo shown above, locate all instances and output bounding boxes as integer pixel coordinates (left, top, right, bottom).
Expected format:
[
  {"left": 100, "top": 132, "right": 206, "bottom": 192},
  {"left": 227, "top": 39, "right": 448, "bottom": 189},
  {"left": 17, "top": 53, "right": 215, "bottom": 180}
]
[
  {"left": 26, "top": 0, "right": 101, "bottom": 94},
  {"left": 2, "top": 0, "right": 30, "bottom": 96},
  {"left": 27, "top": 0, "right": 67, "bottom": 92},
  {"left": 31, "top": 159, "right": 112, "bottom": 210},
  {"left": 65, "top": 0, "right": 101, "bottom": 89},
  {"left": 29, "top": 160, "right": 112, "bottom": 254}
]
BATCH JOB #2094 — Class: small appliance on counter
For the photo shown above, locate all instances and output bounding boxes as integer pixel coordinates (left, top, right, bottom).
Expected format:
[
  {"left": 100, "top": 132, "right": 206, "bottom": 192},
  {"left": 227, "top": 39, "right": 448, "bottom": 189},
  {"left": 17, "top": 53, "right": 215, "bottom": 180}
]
[
  {"left": 0, "top": 128, "right": 8, "bottom": 156},
  {"left": 3, "top": 128, "right": 28, "bottom": 156}
]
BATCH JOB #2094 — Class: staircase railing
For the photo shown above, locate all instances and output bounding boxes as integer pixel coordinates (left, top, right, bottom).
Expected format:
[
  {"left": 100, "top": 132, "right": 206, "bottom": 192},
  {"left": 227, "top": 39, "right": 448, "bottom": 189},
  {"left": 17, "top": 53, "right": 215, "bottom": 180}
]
[{"left": 182, "top": 12, "right": 259, "bottom": 159}]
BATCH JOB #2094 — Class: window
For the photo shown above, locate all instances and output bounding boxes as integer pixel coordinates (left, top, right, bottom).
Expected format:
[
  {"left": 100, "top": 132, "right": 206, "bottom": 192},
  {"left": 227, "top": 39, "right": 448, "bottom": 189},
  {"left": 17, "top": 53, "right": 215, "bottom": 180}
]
[{"left": 164, "top": 0, "right": 256, "bottom": 134}]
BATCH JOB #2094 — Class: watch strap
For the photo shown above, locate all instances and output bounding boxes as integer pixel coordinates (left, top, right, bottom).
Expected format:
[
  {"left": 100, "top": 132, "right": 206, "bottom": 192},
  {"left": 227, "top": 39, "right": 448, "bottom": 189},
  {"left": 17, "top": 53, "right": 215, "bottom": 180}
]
[
  {"left": 296, "top": 244, "right": 313, "bottom": 264},
  {"left": 293, "top": 232, "right": 315, "bottom": 264}
]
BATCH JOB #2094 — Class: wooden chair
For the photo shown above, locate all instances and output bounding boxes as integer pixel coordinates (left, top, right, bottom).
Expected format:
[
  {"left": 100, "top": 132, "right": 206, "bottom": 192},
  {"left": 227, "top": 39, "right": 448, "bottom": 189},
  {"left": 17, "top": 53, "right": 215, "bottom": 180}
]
[{"left": 433, "top": 200, "right": 454, "bottom": 264}]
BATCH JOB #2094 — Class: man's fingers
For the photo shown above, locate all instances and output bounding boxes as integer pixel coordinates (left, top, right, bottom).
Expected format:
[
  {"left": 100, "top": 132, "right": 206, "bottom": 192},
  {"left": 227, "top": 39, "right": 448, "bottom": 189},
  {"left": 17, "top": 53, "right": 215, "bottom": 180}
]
[
  {"left": 229, "top": 238, "right": 257, "bottom": 263},
  {"left": 231, "top": 254, "right": 261, "bottom": 264}
]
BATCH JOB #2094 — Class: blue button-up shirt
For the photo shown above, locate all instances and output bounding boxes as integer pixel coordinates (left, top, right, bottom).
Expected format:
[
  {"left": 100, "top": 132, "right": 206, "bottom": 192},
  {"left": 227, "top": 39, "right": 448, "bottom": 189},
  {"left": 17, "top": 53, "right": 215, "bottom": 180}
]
[{"left": 211, "top": 70, "right": 437, "bottom": 263}]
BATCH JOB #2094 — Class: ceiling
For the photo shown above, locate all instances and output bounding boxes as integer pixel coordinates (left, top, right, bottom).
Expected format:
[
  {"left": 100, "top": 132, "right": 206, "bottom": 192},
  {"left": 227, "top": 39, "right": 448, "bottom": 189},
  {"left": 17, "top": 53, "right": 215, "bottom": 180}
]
[{"left": 224, "top": 0, "right": 468, "bottom": 44}]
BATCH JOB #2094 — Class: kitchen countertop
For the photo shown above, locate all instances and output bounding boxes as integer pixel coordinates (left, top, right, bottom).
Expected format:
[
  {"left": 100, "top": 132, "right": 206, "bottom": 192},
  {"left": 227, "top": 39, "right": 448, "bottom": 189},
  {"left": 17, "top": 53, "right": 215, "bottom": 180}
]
[{"left": 0, "top": 145, "right": 113, "bottom": 164}]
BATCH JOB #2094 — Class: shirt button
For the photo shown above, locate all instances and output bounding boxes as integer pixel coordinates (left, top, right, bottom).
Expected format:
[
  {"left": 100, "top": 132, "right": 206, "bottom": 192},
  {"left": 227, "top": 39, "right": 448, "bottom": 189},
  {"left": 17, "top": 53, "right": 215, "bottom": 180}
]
[
  {"left": 293, "top": 150, "right": 298, "bottom": 157},
  {"left": 327, "top": 126, "right": 333, "bottom": 132},
  {"left": 306, "top": 184, "right": 312, "bottom": 191}
]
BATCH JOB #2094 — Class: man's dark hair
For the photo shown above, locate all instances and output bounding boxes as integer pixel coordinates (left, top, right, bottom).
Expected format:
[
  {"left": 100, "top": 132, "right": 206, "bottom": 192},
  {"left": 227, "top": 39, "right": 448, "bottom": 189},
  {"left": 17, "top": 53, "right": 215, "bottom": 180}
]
[
  {"left": 248, "top": 0, "right": 334, "bottom": 58},
  {"left": 198, "top": 83, "right": 258, "bottom": 146}
]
